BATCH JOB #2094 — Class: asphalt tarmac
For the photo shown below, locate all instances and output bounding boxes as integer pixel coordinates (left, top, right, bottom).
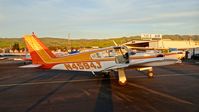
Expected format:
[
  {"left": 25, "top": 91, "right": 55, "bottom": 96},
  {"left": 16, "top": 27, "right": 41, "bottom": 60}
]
[{"left": 0, "top": 60, "right": 199, "bottom": 112}]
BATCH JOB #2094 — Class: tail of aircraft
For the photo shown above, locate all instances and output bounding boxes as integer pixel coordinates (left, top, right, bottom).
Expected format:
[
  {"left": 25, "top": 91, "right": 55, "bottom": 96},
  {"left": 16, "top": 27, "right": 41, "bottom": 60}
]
[{"left": 23, "top": 33, "right": 56, "bottom": 65}]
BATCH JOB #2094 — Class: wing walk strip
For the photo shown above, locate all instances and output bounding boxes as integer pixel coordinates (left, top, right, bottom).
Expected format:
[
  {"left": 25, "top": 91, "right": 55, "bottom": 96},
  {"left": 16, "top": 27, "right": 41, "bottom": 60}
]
[{"left": 0, "top": 72, "right": 198, "bottom": 87}]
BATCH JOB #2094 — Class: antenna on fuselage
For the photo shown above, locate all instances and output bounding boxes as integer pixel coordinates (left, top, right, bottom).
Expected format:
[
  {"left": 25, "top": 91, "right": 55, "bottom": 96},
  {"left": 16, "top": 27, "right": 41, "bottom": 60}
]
[{"left": 67, "top": 33, "right": 71, "bottom": 52}]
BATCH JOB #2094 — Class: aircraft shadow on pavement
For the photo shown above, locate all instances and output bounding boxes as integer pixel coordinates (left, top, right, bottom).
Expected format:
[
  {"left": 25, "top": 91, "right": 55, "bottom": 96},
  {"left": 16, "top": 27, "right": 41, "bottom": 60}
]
[
  {"left": 25, "top": 75, "right": 76, "bottom": 112},
  {"left": 0, "top": 69, "right": 62, "bottom": 93},
  {"left": 94, "top": 75, "right": 113, "bottom": 112}
]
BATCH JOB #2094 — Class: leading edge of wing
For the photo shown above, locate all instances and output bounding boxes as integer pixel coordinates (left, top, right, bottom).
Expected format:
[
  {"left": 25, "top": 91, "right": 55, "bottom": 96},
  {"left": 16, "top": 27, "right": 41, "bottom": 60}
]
[{"left": 129, "top": 57, "right": 181, "bottom": 67}]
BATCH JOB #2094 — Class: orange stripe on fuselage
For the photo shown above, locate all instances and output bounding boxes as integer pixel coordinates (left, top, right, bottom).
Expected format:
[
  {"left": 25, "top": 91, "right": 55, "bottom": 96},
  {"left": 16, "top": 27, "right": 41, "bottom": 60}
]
[{"left": 129, "top": 55, "right": 157, "bottom": 60}]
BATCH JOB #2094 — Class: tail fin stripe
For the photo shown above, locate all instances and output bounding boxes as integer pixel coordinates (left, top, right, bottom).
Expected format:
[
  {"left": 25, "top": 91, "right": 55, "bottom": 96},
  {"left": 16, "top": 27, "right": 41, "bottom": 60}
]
[
  {"left": 24, "top": 34, "right": 94, "bottom": 64},
  {"left": 25, "top": 35, "right": 53, "bottom": 63},
  {"left": 24, "top": 35, "right": 78, "bottom": 64}
]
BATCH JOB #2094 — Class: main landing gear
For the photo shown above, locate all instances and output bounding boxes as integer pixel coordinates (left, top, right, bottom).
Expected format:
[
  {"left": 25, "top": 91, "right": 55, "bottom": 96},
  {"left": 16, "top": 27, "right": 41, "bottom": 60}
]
[
  {"left": 137, "top": 67, "right": 154, "bottom": 78},
  {"left": 117, "top": 68, "right": 127, "bottom": 85},
  {"left": 101, "top": 69, "right": 127, "bottom": 85},
  {"left": 101, "top": 67, "right": 154, "bottom": 86}
]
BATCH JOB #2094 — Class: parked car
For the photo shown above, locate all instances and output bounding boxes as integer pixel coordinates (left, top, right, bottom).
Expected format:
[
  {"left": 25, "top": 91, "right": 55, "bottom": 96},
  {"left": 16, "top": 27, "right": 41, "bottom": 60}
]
[{"left": 191, "top": 54, "right": 199, "bottom": 60}]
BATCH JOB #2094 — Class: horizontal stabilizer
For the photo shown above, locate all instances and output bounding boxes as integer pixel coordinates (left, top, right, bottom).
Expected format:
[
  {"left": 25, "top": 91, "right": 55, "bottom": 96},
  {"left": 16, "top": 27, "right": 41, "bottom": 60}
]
[
  {"left": 19, "top": 64, "right": 41, "bottom": 68},
  {"left": 0, "top": 57, "right": 7, "bottom": 60}
]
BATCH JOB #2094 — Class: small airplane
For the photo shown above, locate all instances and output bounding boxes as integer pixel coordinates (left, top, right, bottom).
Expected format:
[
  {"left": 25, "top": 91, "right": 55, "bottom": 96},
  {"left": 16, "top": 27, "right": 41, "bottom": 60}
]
[
  {"left": 21, "top": 33, "right": 181, "bottom": 85},
  {"left": 126, "top": 47, "right": 186, "bottom": 60}
]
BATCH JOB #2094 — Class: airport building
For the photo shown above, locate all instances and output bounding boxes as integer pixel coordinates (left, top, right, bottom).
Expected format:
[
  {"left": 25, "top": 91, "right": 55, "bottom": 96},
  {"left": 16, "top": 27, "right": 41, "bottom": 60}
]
[
  {"left": 124, "top": 34, "right": 199, "bottom": 49},
  {"left": 124, "top": 34, "right": 199, "bottom": 59},
  {"left": 124, "top": 39, "right": 199, "bottom": 49}
]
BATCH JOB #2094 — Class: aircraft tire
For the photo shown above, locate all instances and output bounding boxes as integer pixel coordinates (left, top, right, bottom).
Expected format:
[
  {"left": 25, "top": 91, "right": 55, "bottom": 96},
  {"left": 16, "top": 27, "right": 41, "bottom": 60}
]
[{"left": 147, "top": 72, "right": 154, "bottom": 78}]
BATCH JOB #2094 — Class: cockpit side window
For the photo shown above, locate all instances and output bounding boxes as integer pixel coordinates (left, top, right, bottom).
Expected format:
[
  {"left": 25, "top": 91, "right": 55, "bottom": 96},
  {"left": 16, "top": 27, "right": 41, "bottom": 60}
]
[
  {"left": 90, "top": 49, "right": 116, "bottom": 59},
  {"left": 109, "top": 50, "right": 116, "bottom": 57}
]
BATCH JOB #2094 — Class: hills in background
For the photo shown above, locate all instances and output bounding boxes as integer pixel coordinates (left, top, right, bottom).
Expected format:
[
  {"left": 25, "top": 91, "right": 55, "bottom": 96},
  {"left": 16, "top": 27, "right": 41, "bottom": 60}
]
[{"left": 0, "top": 35, "right": 199, "bottom": 50}]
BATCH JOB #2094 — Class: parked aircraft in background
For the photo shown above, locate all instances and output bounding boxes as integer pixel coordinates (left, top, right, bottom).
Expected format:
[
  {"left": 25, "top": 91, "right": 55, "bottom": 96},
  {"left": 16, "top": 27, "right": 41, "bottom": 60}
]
[
  {"left": 21, "top": 33, "right": 181, "bottom": 85},
  {"left": 128, "top": 47, "right": 185, "bottom": 60}
]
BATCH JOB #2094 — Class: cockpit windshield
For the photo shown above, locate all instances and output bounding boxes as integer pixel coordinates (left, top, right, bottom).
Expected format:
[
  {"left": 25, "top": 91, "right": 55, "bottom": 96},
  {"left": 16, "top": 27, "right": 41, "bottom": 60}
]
[{"left": 113, "top": 46, "right": 128, "bottom": 56}]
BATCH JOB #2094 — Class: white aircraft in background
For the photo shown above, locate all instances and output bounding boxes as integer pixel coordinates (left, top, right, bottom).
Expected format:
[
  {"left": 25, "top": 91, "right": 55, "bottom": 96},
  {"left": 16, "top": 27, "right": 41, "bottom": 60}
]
[{"left": 21, "top": 33, "right": 181, "bottom": 85}]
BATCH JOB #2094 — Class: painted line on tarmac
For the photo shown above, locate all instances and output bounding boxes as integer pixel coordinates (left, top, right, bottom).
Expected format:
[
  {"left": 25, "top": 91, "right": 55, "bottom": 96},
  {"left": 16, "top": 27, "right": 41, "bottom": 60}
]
[
  {"left": 0, "top": 73, "right": 198, "bottom": 88},
  {"left": 0, "top": 78, "right": 103, "bottom": 87},
  {"left": 128, "top": 82, "right": 193, "bottom": 105},
  {"left": 0, "top": 75, "right": 14, "bottom": 80},
  {"left": 128, "top": 72, "right": 199, "bottom": 79}
]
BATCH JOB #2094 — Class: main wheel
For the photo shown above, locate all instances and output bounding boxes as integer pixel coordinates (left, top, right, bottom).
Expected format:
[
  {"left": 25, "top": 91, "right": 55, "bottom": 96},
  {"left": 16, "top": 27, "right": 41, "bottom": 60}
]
[{"left": 147, "top": 71, "right": 154, "bottom": 78}]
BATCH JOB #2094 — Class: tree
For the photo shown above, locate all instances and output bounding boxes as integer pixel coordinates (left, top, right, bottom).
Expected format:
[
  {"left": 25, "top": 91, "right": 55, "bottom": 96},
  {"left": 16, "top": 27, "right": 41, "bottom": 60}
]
[{"left": 12, "top": 42, "right": 20, "bottom": 51}]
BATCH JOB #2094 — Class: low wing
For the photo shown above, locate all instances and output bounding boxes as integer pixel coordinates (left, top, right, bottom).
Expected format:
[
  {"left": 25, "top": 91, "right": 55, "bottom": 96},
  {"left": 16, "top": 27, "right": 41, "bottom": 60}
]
[
  {"left": 103, "top": 57, "right": 180, "bottom": 85},
  {"left": 103, "top": 57, "right": 180, "bottom": 71},
  {"left": 129, "top": 57, "right": 181, "bottom": 67},
  {"left": 102, "top": 64, "right": 129, "bottom": 71}
]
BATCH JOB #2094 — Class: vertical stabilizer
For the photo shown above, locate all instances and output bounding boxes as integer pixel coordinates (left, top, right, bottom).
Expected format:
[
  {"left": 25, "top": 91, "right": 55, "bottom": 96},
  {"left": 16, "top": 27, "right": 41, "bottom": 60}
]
[{"left": 23, "top": 33, "right": 56, "bottom": 64}]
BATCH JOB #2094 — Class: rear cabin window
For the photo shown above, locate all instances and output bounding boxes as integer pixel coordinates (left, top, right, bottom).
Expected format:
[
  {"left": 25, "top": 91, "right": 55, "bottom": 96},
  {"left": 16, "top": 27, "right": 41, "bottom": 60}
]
[{"left": 91, "top": 50, "right": 115, "bottom": 59}]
